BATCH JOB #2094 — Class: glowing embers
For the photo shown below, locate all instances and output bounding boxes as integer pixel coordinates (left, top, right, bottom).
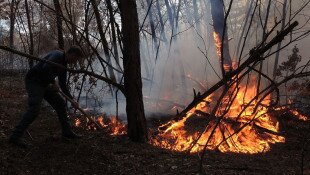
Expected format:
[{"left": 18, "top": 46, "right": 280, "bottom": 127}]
[
  {"left": 275, "top": 106, "right": 308, "bottom": 121},
  {"left": 74, "top": 115, "right": 127, "bottom": 136},
  {"left": 213, "top": 32, "right": 222, "bottom": 58},
  {"left": 150, "top": 77, "right": 290, "bottom": 154}
]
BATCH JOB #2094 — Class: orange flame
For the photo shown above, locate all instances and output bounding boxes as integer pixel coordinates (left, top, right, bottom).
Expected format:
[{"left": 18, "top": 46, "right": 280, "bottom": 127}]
[
  {"left": 74, "top": 115, "right": 127, "bottom": 136},
  {"left": 110, "top": 116, "right": 127, "bottom": 136},
  {"left": 289, "top": 109, "right": 308, "bottom": 121},
  {"left": 213, "top": 32, "right": 231, "bottom": 72},
  {"left": 150, "top": 76, "right": 286, "bottom": 154},
  {"left": 213, "top": 32, "right": 222, "bottom": 58},
  {"left": 275, "top": 107, "right": 308, "bottom": 121}
]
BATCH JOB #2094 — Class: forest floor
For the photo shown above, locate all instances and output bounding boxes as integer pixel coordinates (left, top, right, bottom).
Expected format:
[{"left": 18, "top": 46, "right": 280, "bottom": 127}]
[{"left": 0, "top": 72, "right": 310, "bottom": 175}]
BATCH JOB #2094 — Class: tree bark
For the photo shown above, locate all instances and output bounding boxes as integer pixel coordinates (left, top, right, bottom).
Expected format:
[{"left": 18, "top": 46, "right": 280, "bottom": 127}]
[
  {"left": 120, "top": 0, "right": 148, "bottom": 142},
  {"left": 25, "top": 0, "right": 34, "bottom": 68},
  {"left": 9, "top": 0, "right": 17, "bottom": 68},
  {"left": 210, "top": 0, "right": 232, "bottom": 74},
  {"left": 193, "top": 0, "right": 201, "bottom": 33},
  {"left": 106, "top": 0, "right": 121, "bottom": 71},
  {"left": 273, "top": 0, "right": 288, "bottom": 80},
  {"left": 53, "top": 0, "right": 64, "bottom": 49},
  {"left": 90, "top": 0, "right": 116, "bottom": 82},
  {"left": 145, "top": 0, "right": 158, "bottom": 48},
  {"left": 155, "top": 0, "right": 167, "bottom": 42},
  {"left": 164, "top": 0, "right": 174, "bottom": 30}
]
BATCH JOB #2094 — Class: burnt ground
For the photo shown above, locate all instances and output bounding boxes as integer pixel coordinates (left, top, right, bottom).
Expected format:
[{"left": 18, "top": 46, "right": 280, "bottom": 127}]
[{"left": 0, "top": 72, "right": 310, "bottom": 175}]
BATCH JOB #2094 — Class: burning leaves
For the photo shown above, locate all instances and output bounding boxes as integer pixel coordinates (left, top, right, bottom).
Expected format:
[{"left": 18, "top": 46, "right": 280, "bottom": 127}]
[{"left": 73, "top": 115, "right": 127, "bottom": 136}]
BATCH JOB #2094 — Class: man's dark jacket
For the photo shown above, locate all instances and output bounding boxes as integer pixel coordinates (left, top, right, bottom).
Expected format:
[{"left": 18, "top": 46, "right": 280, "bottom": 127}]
[{"left": 26, "top": 50, "right": 73, "bottom": 99}]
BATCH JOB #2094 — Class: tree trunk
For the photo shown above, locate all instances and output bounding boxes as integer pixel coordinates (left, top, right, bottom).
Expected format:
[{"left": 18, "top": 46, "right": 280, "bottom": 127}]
[
  {"left": 119, "top": 0, "right": 148, "bottom": 142},
  {"left": 53, "top": 0, "right": 64, "bottom": 49},
  {"left": 106, "top": 0, "right": 121, "bottom": 72},
  {"left": 155, "top": 0, "right": 167, "bottom": 42},
  {"left": 9, "top": 0, "right": 17, "bottom": 68},
  {"left": 193, "top": 0, "right": 201, "bottom": 33},
  {"left": 25, "top": 0, "right": 34, "bottom": 68},
  {"left": 164, "top": 0, "right": 174, "bottom": 30},
  {"left": 210, "top": 0, "right": 232, "bottom": 75},
  {"left": 273, "top": 0, "right": 288, "bottom": 80},
  {"left": 145, "top": 0, "right": 158, "bottom": 49},
  {"left": 90, "top": 0, "right": 116, "bottom": 83}
]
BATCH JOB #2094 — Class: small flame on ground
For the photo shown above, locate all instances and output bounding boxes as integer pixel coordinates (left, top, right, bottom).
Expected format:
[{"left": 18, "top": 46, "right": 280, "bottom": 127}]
[
  {"left": 74, "top": 115, "right": 127, "bottom": 136},
  {"left": 275, "top": 107, "right": 308, "bottom": 121},
  {"left": 290, "top": 109, "right": 308, "bottom": 121},
  {"left": 110, "top": 116, "right": 127, "bottom": 135}
]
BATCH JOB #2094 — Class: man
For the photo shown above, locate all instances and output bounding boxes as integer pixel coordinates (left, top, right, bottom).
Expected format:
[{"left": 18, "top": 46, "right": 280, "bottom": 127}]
[{"left": 9, "top": 46, "right": 83, "bottom": 148}]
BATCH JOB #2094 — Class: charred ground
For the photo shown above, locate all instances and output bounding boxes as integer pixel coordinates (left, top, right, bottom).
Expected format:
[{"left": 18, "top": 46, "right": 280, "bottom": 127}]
[{"left": 0, "top": 73, "right": 309, "bottom": 175}]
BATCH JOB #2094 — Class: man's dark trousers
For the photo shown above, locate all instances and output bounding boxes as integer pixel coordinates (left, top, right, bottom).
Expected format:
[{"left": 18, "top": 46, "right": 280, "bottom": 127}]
[{"left": 11, "top": 78, "right": 72, "bottom": 139}]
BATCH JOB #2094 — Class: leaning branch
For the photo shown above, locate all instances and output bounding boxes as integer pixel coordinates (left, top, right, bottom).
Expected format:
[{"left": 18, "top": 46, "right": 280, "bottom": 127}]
[
  {"left": 0, "top": 45, "right": 125, "bottom": 93},
  {"left": 173, "top": 21, "right": 299, "bottom": 121}
]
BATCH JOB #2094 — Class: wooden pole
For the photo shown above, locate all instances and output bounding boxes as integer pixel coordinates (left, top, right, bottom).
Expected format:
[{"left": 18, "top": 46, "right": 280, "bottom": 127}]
[{"left": 58, "top": 90, "right": 103, "bottom": 130}]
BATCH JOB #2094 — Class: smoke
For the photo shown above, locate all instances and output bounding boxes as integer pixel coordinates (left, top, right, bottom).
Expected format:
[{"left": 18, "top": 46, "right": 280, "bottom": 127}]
[{"left": 76, "top": 0, "right": 310, "bottom": 118}]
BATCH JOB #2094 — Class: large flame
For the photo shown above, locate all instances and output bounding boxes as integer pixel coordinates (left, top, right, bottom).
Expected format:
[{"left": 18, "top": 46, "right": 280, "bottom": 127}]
[{"left": 150, "top": 77, "right": 287, "bottom": 154}]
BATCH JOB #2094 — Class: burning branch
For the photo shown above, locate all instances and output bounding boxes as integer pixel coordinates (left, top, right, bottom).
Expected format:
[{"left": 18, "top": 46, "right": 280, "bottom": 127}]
[
  {"left": 173, "top": 21, "right": 299, "bottom": 122},
  {"left": 150, "top": 20, "right": 310, "bottom": 159}
]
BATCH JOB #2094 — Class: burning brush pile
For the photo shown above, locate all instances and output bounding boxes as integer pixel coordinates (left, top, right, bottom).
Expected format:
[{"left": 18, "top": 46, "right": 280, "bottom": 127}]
[{"left": 150, "top": 76, "right": 309, "bottom": 154}]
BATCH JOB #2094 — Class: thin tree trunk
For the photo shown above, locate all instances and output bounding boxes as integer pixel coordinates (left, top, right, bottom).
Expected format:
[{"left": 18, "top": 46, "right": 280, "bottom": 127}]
[
  {"left": 53, "top": 0, "right": 64, "bottom": 49},
  {"left": 210, "top": 0, "right": 232, "bottom": 75},
  {"left": 120, "top": 0, "right": 148, "bottom": 142},
  {"left": 234, "top": 0, "right": 254, "bottom": 61},
  {"left": 155, "top": 0, "right": 167, "bottom": 42},
  {"left": 145, "top": 0, "right": 158, "bottom": 48},
  {"left": 193, "top": 0, "right": 201, "bottom": 33},
  {"left": 256, "top": 0, "right": 272, "bottom": 97},
  {"left": 90, "top": 0, "right": 116, "bottom": 82},
  {"left": 25, "top": 0, "right": 34, "bottom": 68},
  {"left": 9, "top": 0, "right": 17, "bottom": 68},
  {"left": 106, "top": 0, "right": 121, "bottom": 70},
  {"left": 273, "top": 0, "right": 288, "bottom": 79},
  {"left": 164, "top": 0, "right": 174, "bottom": 29}
]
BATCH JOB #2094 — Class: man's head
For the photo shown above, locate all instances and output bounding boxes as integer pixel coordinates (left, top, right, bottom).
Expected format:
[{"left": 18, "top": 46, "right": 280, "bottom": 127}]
[{"left": 65, "top": 46, "right": 84, "bottom": 64}]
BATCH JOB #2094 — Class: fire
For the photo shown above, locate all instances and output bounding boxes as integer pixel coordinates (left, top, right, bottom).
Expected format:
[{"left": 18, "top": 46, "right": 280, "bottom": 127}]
[
  {"left": 213, "top": 32, "right": 231, "bottom": 72},
  {"left": 213, "top": 32, "right": 222, "bottom": 58},
  {"left": 150, "top": 77, "right": 287, "bottom": 154},
  {"left": 275, "top": 107, "right": 308, "bottom": 121},
  {"left": 109, "top": 116, "right": 127, "bottom": 135},
  {"left": 289, "top": 109, "right": 308, "bottom": 121},
  {"left": 73, "top": 115, "right": 127, "bottom": 135}
]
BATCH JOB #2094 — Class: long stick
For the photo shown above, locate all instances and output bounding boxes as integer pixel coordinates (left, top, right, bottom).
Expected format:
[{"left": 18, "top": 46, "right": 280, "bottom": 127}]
[{"left": 58, "top": 90, "right": 103, "bottom": 130}]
